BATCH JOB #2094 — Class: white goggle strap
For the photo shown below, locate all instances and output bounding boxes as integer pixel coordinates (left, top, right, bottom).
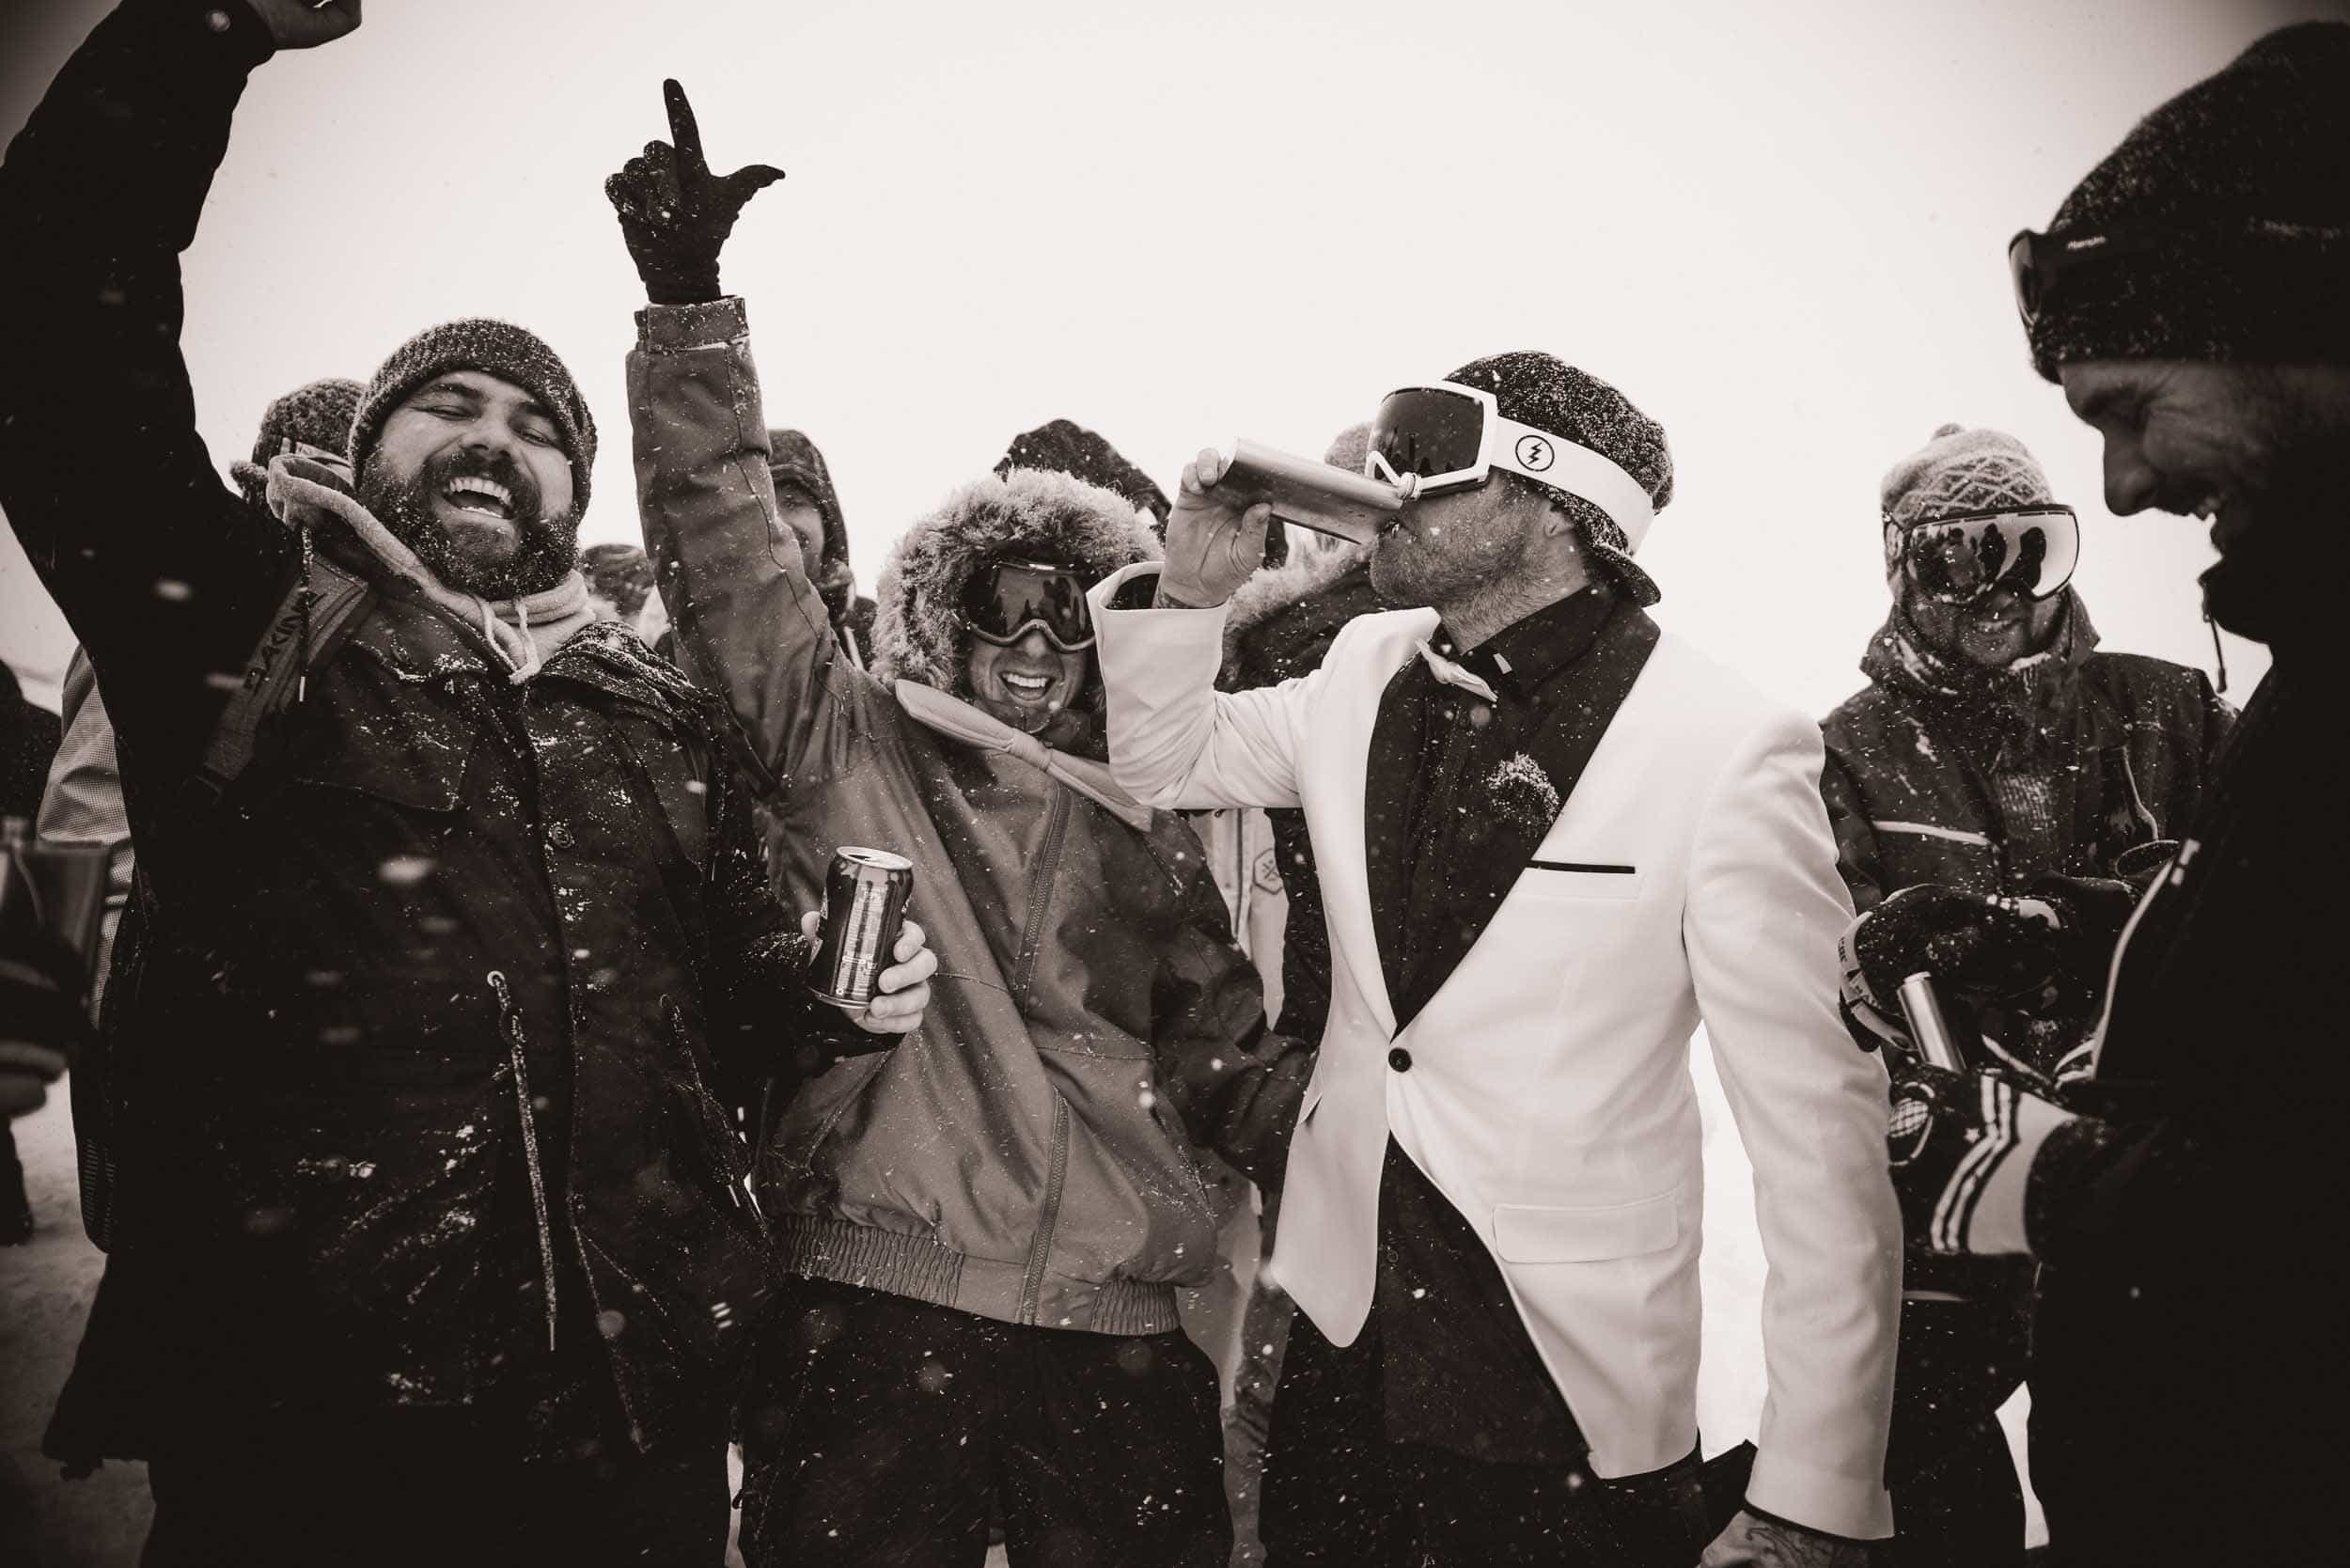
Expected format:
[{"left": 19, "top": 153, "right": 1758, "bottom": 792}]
[{"left": 1485, "top": 415, "right": 1656, "bottom": 554}]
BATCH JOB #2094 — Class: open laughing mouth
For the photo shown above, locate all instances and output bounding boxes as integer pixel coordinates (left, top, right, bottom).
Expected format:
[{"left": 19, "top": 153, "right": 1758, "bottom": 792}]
[
  {"left": 442, "top": 474, "right": 517, "bottom": 526},
  {"left": 999, "top": 671, "right": 1056, "bottom": 702}
]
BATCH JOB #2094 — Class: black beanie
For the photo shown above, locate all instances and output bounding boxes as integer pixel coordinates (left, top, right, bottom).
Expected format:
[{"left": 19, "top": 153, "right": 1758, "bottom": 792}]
[
  {"left": 1443, "top": 351, "right": 1672, "bottom": 606},
  {"left": 995, "top": 419, "right": 1171, "bottom": 525},
  {"left": 2025, "top": 22, "right": 2350, "bottom": 382},
  {"left": 349, "top": 320, "right": 598, "bottom": 513}
]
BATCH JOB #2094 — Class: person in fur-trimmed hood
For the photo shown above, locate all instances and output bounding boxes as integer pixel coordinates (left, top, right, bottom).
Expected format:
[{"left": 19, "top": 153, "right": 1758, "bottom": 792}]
[{"left": 609, "top": 79, "right": 1312, "bottom": 1568}]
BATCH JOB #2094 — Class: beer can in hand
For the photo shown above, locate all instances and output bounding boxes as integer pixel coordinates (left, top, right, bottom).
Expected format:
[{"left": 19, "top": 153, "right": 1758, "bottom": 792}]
[{"left": 811, "top": 847, "right": 915, "bottom": 1010}]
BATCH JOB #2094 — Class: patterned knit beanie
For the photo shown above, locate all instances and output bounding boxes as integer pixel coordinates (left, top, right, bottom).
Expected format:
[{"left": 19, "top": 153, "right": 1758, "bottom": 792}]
[
  {"left": 349, "top": 320, "right": 598, "bottom": 514},
  {"left": 1443, "top": 352, "right": 1672, "bottom": 606},
  {"left": 232, "top": 375, "right": 364, "bottom": 508},
  {"left": 1878, "top": 424, "right": 2057, "bottom": 581},
  {"left": 2024, "top": 21, "right": 2350, "bottom": 381},
  {"left": 577, "top": 541, "right": 655, "bottom": 622}
]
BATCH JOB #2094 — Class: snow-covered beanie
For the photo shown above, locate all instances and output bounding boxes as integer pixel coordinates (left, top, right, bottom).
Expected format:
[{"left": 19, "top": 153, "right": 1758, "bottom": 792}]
[
  {"left": 348, "top": 320, "right": 598, "bottom": 513},
  {"left": 872, "top": 467, "right": 1160, "bottom": 693},
  {"left": 994, "top": 419, "right": 1171, "bottom": 526},
  {"left": 1443, "top": 351, "right": 1672, "bottom": 606},
  {"left": 2025, "top": 21, "right": 2350, "bottom": 382},
  {"left": 232, "top": 375, "right": 364, "bottom": 507},
  {"left": 1878, "top": 424, "right": 2057, "bottom": 579}
]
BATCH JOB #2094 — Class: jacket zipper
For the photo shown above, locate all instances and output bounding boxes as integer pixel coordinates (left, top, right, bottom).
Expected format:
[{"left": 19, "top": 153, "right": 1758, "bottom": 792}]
[
  {"left": 487, "top": 969, "right": 561, "bottom": 1354},
  {"left": 1018, "top": 1098, "right": 1072, "bottom": 1325},
  {"left": 1013, "top": 789, "right": 1074, "bottom": 1322}
]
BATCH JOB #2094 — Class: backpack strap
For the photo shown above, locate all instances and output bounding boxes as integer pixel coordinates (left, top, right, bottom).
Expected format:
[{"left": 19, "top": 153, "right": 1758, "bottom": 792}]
[{"left": 187, "top": 541, "right": 377, "bottom": 806}]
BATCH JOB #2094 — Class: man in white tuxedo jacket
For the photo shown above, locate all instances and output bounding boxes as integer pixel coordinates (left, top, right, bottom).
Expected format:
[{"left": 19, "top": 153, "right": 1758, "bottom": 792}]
[{"left": 1090, "top": 354, "right": 1900, "bottom": 1567}]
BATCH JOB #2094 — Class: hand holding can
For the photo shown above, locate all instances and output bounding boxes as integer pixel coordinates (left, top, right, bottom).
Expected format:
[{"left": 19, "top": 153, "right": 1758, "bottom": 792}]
[{"left": 807, "top": 849, "right": 931, "bottom": 1041}]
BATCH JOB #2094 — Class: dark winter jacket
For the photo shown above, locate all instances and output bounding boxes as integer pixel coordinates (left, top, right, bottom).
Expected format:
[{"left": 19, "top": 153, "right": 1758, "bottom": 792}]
[
  {"left": 1818, "top": 594, "right": 2232, "bottom": 1481},
  {"left": 1822, "top": 597, "right": 2232, "bottom": 908},
  {"left": 628, "top": 296, "right": 1312, "bottom": 1337},
  {"left": 0, "top": 0, "right": 852, "bottom": 1460},
  {"left": 1217, "top": 549, "right": 1386, "bottom": 1044},
  {"left": 2019, "top": 633, "right": 2345, "bottom": 1560}
]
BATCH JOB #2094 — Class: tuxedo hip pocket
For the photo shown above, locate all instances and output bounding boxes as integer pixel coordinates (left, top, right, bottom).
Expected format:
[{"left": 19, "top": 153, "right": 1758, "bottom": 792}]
[{"left": 1493, "top": 1190, "right": 1681, "bottom": 1262}]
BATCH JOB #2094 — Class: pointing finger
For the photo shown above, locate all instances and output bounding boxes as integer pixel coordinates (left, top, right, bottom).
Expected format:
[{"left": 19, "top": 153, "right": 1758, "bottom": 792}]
[{"left": 663, "top": 78, "right": 706, "bottom": 170}]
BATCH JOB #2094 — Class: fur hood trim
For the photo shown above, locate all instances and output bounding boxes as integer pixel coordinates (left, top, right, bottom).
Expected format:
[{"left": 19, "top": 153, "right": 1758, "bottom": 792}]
[
  {"left": 872, "top": 466, "right": 1162, "bottom": 690},
  {"left": 1220, "top": 542, "right": 1372, "bottom": 669}
]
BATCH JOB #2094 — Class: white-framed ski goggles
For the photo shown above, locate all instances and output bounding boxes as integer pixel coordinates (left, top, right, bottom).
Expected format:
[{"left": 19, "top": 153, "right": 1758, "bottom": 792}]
[
  {"left": 1892, "top": 506, "right": 2081, "bottom": 604},
  {"left": 1364, "top": 380, "right": 1656, "bottom": 553}
]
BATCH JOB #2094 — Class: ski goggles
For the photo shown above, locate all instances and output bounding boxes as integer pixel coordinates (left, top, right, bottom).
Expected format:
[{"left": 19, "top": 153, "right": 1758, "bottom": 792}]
[
  {"left": 1364, "top": 381, "right": 1656, "bottom": 552},
  {"left": 962, "top": 558, "right": 1095, "bottom": 651},
  {"left": 1894, "top": 506, "right": 2080, "bottom": 604}
]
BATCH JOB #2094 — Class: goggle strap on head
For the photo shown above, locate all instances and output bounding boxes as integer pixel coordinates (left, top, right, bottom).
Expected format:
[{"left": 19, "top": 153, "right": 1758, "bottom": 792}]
[{"left": 1482, "top": 410, "right": 1657, "bottom": 553}]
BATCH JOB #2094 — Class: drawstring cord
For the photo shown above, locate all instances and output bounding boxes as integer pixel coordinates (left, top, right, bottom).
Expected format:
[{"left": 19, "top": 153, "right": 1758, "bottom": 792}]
[
  {"left": 2205, "top": 610, "right": 2229, "bottom": 695},
  {"left": 295, "top": 521, "right": 317, "bottom": 704},
  {"left": 487, "top": 969, "right": 561, "bottom": 1354}
]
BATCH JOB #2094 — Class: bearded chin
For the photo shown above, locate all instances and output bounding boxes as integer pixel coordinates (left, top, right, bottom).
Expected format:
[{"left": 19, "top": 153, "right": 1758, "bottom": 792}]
[{"left": 357, "top": 459, "right": 580, "bottom": 601}]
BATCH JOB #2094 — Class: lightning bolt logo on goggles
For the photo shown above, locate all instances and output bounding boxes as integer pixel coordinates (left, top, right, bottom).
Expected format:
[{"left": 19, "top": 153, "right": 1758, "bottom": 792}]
[
  {"left": 1364, "top": 381, "right": 1656, "bottom": 553},
  {"left": 962, "top": 558, "right": 1096, "bottom": 651}
]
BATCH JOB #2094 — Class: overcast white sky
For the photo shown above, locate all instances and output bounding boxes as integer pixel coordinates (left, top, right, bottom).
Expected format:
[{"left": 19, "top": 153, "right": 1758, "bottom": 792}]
[{"left": 6, "top": 0, "right": 2338, "bottom": 709}]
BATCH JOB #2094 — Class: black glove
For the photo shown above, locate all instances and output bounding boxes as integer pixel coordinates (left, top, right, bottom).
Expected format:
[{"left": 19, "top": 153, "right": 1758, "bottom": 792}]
[
  {"left": 1887, "top": 1063, "right": 2070, "bottom": 1254},
  {"left": 604, "top": 80, "right": 784, "bottom": 306}
]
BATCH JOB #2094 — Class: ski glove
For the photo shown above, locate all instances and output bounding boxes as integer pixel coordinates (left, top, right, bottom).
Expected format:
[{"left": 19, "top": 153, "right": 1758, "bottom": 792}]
[
  {"left": 605, "top": 80, "right": 783, "bottom": 306},
  {"left": 1887, "top": 1063, "right": 2073, "bottom": 1254},
  {"left": 1838, "top": 884, "right": 2076, "bottom": 1052}
]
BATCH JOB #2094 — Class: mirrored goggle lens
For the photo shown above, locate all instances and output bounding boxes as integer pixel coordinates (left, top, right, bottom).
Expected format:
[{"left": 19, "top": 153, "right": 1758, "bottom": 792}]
[
  {"left": 964, "top": 561, "right": 1094, "bottom": 650},
  {"left": 2009, "top": 231, "right": 2044, "bottom": 325},
  {"left": 1367, "top": 387, "right": 1488, "bottom": 488},
  {"left": 1904, "top": 510, "right": 2080, "bottom": 604}
]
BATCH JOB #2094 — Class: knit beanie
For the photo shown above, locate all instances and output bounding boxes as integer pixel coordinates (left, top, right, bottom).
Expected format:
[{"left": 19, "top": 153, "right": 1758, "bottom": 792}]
[
  {"left": 349, "top": 320, "right": 598, "bottom": 514},
  {"left": 2024, "top": 21, "right": 2350, "bottom": 381},
  {"left": 232, "top": 375, "right": 364, "bottom": 508},
  {"left": 1878, "top": 423, "right": 2059, "bottom": 585},
  {"left": 995, "top": 419, "right": 1171, "bottom": 526},
  {"left": 1444, "top": 351, "right": 1672, "bottom": 606}
]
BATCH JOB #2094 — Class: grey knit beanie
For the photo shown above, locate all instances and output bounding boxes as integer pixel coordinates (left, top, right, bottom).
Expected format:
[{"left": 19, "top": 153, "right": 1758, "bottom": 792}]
[
  {"left": 1878, "top": 425, "right": 2059, "bottom": 583},
  {"left": 232, "top": 374, "right": 364, "bottom": 508},
  {"left": 1443, "top": 351, "right": 1672, "bottom": 606},
  {"left": 2024, "top": 21, "right": 2350, "bottom": 381},
  {"left": 349, "top": 320, "right": 598, "bottom": 513}
]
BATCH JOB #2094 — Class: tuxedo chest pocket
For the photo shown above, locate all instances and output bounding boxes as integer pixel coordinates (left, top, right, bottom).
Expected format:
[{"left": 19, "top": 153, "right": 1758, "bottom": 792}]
[
  {"left": 1494, "top": 1190, "right": 1680, "bottom": 1262},
  {"left": 1520, "top": 861, "right": 1642, "bottom": 902}
]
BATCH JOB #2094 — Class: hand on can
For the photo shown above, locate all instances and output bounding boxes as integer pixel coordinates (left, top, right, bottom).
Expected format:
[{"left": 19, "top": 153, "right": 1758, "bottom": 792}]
[
  {"left": 799, "top": 911, "right": 934, "bottom": 1039},
  {"left": 1156, "top": 448, "right": 1273, "bottom": 609}
]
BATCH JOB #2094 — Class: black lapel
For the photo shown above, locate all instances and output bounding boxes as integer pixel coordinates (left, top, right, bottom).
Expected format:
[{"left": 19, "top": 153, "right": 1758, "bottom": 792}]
[
  {"left": 1364, "top": 657, "right": 1429, "bottom": 1021},
  {"left": 1393, "top": 609, "right": 1661, "bottom": 1031}
]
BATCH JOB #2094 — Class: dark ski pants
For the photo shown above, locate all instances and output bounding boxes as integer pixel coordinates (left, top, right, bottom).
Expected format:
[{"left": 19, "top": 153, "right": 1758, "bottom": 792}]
[
  {"left": 1260, "top": 1308, "right": 1716, "bottom": 1568},
  {"left": 138, "top": 1406, "right": 728, "bottom": 1567},
  {"left": 737, "top": 1276, "right": 1230, "bottom": 1568}
]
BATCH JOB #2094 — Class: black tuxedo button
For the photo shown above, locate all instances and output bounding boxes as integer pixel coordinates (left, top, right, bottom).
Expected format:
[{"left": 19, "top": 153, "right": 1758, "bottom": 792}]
[{"left": 1388, "top": 1047, "right": 1413, "bottom": 1073}]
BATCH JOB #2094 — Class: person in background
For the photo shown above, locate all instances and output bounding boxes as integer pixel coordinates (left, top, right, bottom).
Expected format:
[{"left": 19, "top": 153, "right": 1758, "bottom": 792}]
[
  {"left": 2, "top": 659, "right": 66, "bottom": 1242},
  {"left": 1819, "top": 425, "right": 2229, "bottom": 1563},
  {"left": 578, "top": 540, "right": 656, "bottom": 625},
  {"left": 0, "top": 8, "right": 932, "bottom": 1560},
  {"left": 609, "top": 81, "right": 1312, "bottom": 1567},
  {"left": 1864, "top": 22, "right": 2350, "bottom": 1565},
  {"left": 767, "top": 429, "right": 874, "bottom": 667}
]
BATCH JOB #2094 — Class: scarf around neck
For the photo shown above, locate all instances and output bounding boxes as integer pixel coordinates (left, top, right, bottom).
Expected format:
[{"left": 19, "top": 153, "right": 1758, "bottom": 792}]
[
  {"left": 1863, "top": 591, "right": 2097, "bottom": 759},
  {"left": 265, "top": 455, "right": 593, "bottom": 682}
]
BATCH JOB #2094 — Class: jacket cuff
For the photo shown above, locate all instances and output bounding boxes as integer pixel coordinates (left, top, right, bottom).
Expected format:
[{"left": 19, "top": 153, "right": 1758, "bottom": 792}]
[
  {"left": 211, "top": 2, "right": 281, "bottom": 71},
  {"left": 1963, "top": 1089, "right": 2072, "bottom": 1255},
  {"left": 634, "top": 295, "right": 749, "bottom": 353},
  {"left": 2023, "top": 1109, "right": 2116, "bottom": 1267},
  {"left": 1744, "top": 1449, "right": 1893, "bottom": 1541}
]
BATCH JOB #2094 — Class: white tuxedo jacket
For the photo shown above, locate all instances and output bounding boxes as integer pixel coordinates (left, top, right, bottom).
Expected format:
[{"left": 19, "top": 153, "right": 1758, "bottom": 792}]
[{"left": 1091, "top": 566, "right": 1900, "bottom": 1538}]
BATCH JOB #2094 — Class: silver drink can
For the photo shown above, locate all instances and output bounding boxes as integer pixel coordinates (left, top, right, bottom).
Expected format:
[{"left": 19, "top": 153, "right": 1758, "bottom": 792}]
[{"left": 810, "top": 847, "right": 915, "bottom": 1010}]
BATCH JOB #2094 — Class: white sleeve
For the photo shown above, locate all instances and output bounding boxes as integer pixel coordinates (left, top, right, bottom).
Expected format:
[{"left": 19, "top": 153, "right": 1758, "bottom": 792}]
[
  {"left": 1090, "top": 562, "right": 1321, "bottom": 812},
  {"left": 1683, "top": 705, "right": 1901, "bottom": 1541}
]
